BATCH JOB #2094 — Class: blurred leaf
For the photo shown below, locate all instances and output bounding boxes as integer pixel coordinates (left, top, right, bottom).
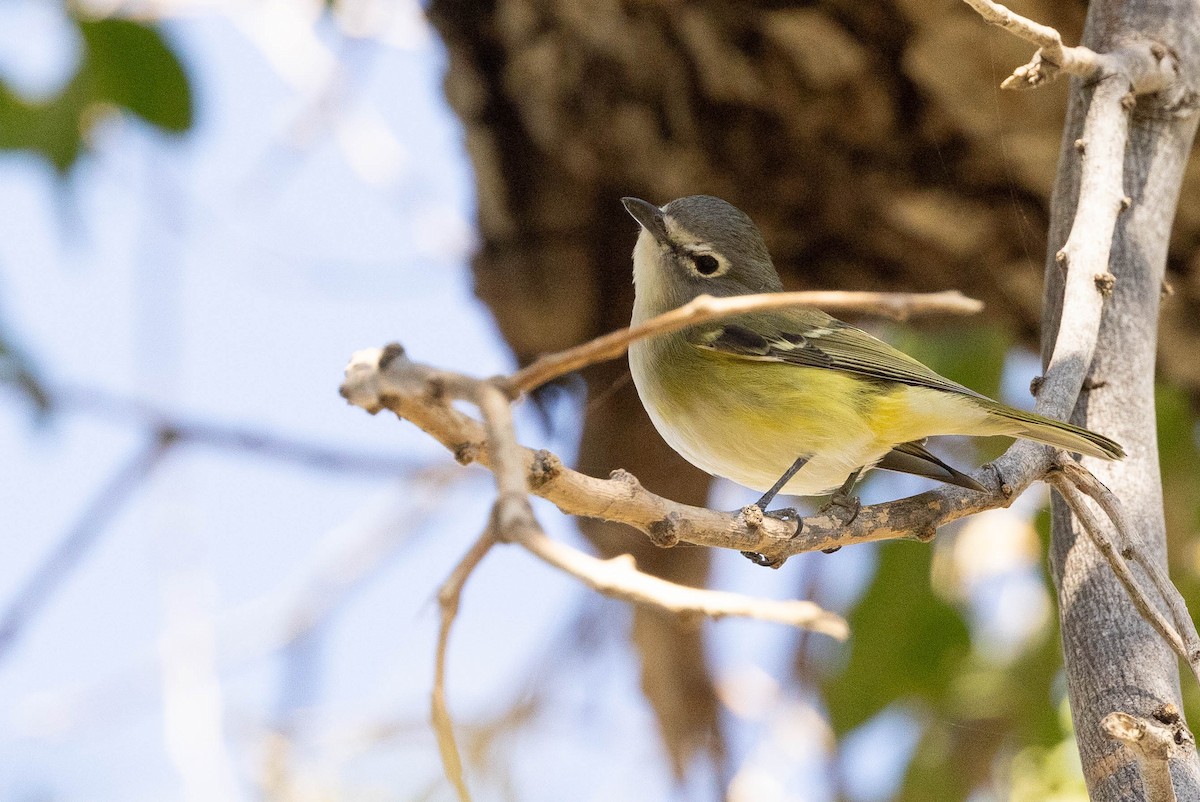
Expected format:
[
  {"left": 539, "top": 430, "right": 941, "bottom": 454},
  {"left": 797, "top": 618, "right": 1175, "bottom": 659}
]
[
  {"left": 890, "top": 324, "right": 1012, "bottom": 400},
  {"left": 900, "top": 716, "right": 1001, "bottom": 802},
  {"left": 0, "top": 77, "right": 88, "bottom": 170},
  {"left": 1156, "top": 381, "right": 1200, "bottom": 544},
  {"left": 77, "top": 17, "right": 193, "bottom": 132},
  {"left": 824, "top": 518, "right": 1072, "bottom": 800},
  {"left": 0, "top": 14, "right": 192, "bottom": 171},
  {"left": 1008, "top": 732, "right": 1088, "bottom": 802},
  {"left": 823, "top": 542, "right": 971, "bottom": 734}
]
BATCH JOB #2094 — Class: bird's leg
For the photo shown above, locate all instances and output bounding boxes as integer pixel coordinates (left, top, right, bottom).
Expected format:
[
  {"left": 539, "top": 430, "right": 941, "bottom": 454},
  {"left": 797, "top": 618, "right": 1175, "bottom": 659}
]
[
  {"left": 822, "top": 467, "right": 863, "bottom": 521},
  {"left": 739, "top": 456, "right": 808, "bottom": 568},
  {"left": 753, "top": 455, "right": 809, "bottom": 512}
]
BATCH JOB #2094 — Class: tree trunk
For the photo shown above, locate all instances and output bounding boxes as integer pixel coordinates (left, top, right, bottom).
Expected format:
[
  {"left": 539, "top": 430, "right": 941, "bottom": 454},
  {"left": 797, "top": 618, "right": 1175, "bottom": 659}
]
[{"left": 1042, "top": 1, "right": 1200, "bottom": 797}]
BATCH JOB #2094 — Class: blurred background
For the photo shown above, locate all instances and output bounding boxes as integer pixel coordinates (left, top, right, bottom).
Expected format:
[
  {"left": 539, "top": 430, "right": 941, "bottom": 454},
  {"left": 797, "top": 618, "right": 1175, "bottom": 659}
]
[{"left": 2, "top": 1, "right": 1199, "bottom": 800}]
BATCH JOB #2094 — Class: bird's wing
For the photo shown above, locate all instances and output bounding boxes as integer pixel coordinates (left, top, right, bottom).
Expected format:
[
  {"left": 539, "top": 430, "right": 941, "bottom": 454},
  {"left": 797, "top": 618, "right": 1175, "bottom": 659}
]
[{"left": 688, "top": 309, "right": 986, "bottom": 399}]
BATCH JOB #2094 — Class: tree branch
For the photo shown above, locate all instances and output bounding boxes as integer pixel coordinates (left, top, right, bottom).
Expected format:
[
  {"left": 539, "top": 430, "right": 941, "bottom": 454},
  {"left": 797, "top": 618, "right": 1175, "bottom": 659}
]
[
  {"left": 964, "top": 0, "right": 1182, "bottom": 96},
  {"left": 1103, "top": 708, "right": 1195, "bottom": 802},
  {"left": 433, "top": 526, "right": 495, "bottom": 802},
  {"left": 422, "top": 342, "right": 851, "bottom": 796},
  {"left": 1053, "top": 460, "right": 1200, "bottom": 684}
]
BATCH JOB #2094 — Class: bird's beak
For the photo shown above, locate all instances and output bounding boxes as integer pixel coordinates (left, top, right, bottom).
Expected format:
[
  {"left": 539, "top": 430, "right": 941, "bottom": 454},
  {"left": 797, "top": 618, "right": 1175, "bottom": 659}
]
[{"left": 621, "top": 197, "right": 669, "bottom": 244}]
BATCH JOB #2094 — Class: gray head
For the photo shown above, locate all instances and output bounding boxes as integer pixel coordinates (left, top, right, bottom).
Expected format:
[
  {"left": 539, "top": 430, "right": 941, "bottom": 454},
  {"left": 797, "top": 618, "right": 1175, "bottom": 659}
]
[{"left": 622, "top": 195, "right": 782, "bottom": 317}]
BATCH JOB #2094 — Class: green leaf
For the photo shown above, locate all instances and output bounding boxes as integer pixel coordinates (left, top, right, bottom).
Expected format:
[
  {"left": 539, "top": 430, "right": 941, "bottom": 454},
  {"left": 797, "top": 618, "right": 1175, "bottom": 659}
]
[
  {"left": 890, "top": 324, "right": 1012, "bottom": 401},
  {"left": 0, "top": 15, "right": 193, "bottom": 171},
  {"left": 0, "top": 77, "right": 88, "bottom": 171},
  {"left": 77, "top": 17, "right": 193, "bottom": 132}
]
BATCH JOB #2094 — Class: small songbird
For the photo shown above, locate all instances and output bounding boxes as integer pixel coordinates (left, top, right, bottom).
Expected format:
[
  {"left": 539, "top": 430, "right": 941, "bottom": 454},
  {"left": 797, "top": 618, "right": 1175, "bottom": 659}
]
[{"left": 622, "top": 195, "right": 1124, "bottom": 516}]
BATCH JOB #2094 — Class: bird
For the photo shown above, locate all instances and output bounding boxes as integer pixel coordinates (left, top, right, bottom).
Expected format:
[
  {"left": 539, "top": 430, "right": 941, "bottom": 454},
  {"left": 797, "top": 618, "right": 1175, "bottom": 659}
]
[{"left": 621, "top": 194, "right": 1124, "bottom": 520}]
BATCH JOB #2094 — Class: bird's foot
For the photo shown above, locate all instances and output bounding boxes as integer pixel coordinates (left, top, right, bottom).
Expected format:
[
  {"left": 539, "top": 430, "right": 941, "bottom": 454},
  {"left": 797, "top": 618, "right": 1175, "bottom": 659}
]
[
  {"left": 812, "top": 495, "right": 858, "bottom": 554},
  {"left": 738, "top": 505, "right": 801, "bottom": 568},
  {"left": 820, "top": 492, "right": 861, "bottom": 525}
]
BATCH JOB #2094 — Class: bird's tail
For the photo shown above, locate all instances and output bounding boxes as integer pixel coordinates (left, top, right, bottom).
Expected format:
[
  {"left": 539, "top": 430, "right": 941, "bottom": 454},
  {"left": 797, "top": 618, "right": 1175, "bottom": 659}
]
[{"left": 979, "top": 400, "right": 1125, "bottom": 460}]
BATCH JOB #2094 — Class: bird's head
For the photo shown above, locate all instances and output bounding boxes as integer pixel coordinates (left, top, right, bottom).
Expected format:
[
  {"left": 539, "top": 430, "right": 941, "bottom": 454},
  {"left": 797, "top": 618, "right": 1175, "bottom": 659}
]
[{"left": 621, "top": 195, "right": 782, "bottom": 319}]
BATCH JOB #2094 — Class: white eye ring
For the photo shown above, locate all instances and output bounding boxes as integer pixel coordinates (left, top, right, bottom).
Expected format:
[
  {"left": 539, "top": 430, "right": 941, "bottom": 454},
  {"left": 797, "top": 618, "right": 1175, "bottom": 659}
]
[{"left": 689, "top": 252, "right": 726, "bottom": 277}]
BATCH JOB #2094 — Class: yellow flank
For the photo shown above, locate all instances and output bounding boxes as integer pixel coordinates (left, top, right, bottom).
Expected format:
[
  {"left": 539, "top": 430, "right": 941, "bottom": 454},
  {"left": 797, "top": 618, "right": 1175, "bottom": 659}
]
[
  {"left": 866, "top": 385, "right": 1006, "bottom": 445},
  {"left": 629, "top": 332, "right": 1007, "bottom": 496}
]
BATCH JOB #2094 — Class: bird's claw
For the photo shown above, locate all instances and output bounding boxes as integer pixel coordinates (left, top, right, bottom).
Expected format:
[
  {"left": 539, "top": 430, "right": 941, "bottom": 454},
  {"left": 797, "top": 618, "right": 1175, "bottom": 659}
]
[
  {"left": 738, "top": 506, "right": 801, "bottom": 568},
  {"left": 821, "top": 492, "right": 861, "bottom": 525},
  {"left": 740, "top": 550, "right": 784, "bottom": 568}
]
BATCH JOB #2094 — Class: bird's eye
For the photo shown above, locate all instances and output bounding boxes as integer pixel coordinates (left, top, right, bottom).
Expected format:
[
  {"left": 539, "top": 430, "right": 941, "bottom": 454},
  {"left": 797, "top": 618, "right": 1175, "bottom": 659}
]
[{"left": 692, "top": 254, "right": 720, "bottom": 276}]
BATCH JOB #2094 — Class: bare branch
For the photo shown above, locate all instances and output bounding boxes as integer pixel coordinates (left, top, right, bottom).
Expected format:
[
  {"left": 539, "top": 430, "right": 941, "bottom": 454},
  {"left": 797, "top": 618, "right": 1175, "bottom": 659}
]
[
  {"left": 1037, "top": 76, "right": 1131, "bottom": 418},
  {"left": 433, "top": 526, "right": 496, "bottom": 802},
  {"left": 963, "top": 0, "right": 1182, "bottom": 96},
  {"left": 342, "top": 346, "right": 1051, "bottom": 565},
  {"left": 520, "top": 526, "right": 848, "bottom": 637},
  {"left": 424, "top": 355, "right": 851, "bottom": 798},
  {"left": 962, "top": 0, "right": 1070, "bottom": 53},
  {"left": 1103, "top": 708, "right": 1195, "bottom": 802},
  {"left": 502, "top": 290, "right": 983, "bottom": 397},
  {"left": 1056, "top": 460, "right": 1200, "bottom": 683},
  {"left": 1047, "top": 471, "right": 1196, "bottom": 684}
]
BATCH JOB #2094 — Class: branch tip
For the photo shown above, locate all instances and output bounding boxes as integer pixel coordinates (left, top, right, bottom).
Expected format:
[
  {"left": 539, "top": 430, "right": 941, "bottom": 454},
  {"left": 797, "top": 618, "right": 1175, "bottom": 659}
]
[{"left": 379, "top": 342, "right": 406, "bottom": 370}]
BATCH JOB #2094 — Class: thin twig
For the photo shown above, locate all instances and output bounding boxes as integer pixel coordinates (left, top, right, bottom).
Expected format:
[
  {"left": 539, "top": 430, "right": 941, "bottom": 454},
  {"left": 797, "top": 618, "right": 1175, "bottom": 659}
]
[
  {"left": 0, "top": 437, "right": 172, "bottom": 665},
  {"left": 1048, "top": 472, "right": 1196, "bottom": 684},
  {"left": 502, "top": 290, "right": 983, "bottom": 397},
  {"left": 433, "top": 526, "right": 497, "bottom": 802},
  {"left": 963, "top": 0, "right": 1104, "bottom": 86},
  {"left": 518, "top": 531, "right": 847, "bottom": 637},
  {"left": 1058, "top": 460, "right": 1200, "bottom": 677}
]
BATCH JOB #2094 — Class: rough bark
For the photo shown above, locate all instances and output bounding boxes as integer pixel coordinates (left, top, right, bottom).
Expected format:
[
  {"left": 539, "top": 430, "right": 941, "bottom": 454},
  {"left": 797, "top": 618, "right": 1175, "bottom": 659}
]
[{"left": 1041, "top": 1, "right": 1200, "bottom": 798}]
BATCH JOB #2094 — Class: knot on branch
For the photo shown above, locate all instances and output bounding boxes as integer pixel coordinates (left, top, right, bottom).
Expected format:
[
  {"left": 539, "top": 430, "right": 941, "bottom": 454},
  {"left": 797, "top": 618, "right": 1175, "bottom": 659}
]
[
  {"left": 988, "top": 463, "right": 1014, "bottom": 498},
  {"left": 1153, "top": 702, "right": 1182, "bottom": 726},
  {"left": 740, "top": 504, "right": 765, "bottom": 530},
  {"left": 530, "top": 450, "right": 563, "bottom": 487},
  {"left": 454, "top": 442, "right": 482, "bottom": 465},
  {"left": 609, "top": 468, "right": 642, "bottom": 490},
  {"left": 1103, "top": 706, "right": 1195, "bottom": 763},
  {"left": 648, "top": 513, "right": 681, "bottom": 548},
  {"left": 1095, "top": 273, "right": 1116, "bottom": 297}
]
